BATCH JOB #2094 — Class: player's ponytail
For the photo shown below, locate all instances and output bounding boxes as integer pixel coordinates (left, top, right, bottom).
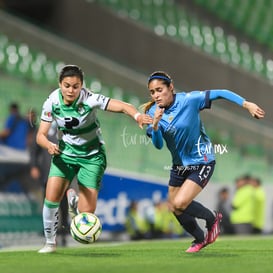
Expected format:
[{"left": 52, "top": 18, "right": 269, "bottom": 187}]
[{"left": 140, "top": 100, "right": 156, "bottom": 113}]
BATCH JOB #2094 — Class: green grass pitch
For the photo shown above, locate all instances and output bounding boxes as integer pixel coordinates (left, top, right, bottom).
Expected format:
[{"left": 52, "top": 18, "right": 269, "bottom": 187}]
[{"left": 1, "top": 236, "right": 273, "bottom": 273}]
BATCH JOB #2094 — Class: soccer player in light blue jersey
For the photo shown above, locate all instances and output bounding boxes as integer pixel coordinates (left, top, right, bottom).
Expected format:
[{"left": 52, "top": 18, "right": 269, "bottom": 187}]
[
  {"left": 144, "top": 71, "right": 265, "bottom": 253},
  {"left": 37, "top": 65, "right": 152, "bottom": 253}
]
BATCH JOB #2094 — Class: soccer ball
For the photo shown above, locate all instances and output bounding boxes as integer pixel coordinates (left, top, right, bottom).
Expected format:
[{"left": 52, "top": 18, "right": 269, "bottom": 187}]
[{"left": 70, "top": 212, "right": 102, "bottom": 244}]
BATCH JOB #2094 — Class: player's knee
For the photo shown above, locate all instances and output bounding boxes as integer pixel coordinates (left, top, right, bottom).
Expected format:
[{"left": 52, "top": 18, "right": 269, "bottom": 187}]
[
  {"left": 78, "top": 202, "right": 96, "bottom": 214},
  {"left": 172, "top": 198, "right": 188, "bottom": 212}
]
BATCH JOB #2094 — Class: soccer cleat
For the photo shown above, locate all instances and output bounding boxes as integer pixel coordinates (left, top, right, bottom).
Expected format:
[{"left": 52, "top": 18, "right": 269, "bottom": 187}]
[
  {"left": 67, "top": 188, "right": 79, "bottom": 219},
  {"left": 38, "top": 243, "right": 56, "bottom": 253},
  {"left": 207, "top": 212, "right": 223, "bottom": 245},
  {"left": 185, "top": 239, "right": 207, "bottom": 253}
]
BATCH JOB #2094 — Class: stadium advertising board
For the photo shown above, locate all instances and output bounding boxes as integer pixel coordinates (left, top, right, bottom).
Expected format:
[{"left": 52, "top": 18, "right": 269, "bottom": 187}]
[{"left": 96, "top": 172, "right": 168, "bottom": 231}]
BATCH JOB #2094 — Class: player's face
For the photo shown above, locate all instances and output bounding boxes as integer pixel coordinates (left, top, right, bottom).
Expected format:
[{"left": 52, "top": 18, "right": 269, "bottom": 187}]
[
  {"left": 148, "top": 79, "right": 174, "bottom": 108},
  {"left": 59, "top": 76, "right": 83, "bottom": 105}
]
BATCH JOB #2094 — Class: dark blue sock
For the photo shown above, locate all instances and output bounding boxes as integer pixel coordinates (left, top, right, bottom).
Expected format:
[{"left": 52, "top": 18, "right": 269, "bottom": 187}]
[
  {"left": 174, "top": 212, "right": 204, "bottom": 242},
  {"left": 183, "top": 200, "right": 215, "bottom": 229}
]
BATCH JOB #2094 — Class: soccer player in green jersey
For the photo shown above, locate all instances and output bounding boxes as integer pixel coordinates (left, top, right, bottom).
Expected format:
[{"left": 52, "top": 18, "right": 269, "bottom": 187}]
[{"left": 37, "top": 65, "right": 152, "bottom": 253}]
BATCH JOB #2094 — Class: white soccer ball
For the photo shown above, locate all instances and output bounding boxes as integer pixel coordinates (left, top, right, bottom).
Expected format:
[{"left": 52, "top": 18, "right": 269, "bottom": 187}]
[{"left": 70, "top": 212, "right": 102, "bottom": 244}]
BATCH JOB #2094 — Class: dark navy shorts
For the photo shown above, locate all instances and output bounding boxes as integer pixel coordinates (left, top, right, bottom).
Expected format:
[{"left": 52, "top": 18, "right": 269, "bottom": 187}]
[{"left": 169, "top": 161, "right": 216, "bottom": 188}]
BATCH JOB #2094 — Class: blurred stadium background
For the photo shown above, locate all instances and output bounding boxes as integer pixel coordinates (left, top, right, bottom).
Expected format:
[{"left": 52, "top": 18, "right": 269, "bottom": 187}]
[{"left": 1, "top": 0, "right": 273, "bottom": 247}]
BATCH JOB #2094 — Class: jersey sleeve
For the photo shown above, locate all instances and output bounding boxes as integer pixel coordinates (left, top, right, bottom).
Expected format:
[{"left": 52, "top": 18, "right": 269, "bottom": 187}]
[
  {"left": 209, "top": 89, "right": 245, "bottom": 106},
  {"left": 186, "top": 91, "right": 211, "bottom": 110},
  {"left": 201, "top": 91, "right": 211, "bottom": 109},
  {"left": 146, "top": 125, "right": 164, "bottom": 149},
  {"left": 40, "top": 96, "right": 54, "bottom": 122},
  {"left": 86, "top": 93, "right": 110, "bottom": 110}
]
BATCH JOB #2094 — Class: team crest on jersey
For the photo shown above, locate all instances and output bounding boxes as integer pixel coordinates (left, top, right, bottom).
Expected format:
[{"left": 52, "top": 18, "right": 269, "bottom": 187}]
[
  {"left": 168, "top": 115, "right": 174, "bottom": 122},
  {"left": 54, "top": 107, "right": 61, "bottom": 115}
]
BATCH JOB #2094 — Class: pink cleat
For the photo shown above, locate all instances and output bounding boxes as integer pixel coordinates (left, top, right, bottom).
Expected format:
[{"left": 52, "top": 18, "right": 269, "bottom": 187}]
[
  {"left": 207, "top": 212, "right": 222, "bottom": 244},
  {"left": 185, "top": 237, "right": 207, "bottom": 253}
]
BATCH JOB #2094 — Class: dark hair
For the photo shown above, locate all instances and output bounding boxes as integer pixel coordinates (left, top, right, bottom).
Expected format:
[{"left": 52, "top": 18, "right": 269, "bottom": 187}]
[
  {"left": 10, "top": 102, "right": 19, "bottom": 110},
  {"left": 219, "top": 187, "right": 229, "bottom": 194},
  {"left": 59, "top": 65, "right": 84, "bottom": 84},
  {"left": 147, "top": 71, "right": 172, "bottom": 87},
  {"left": 142, "top": 71, "right": 173, "bottom": 113}
]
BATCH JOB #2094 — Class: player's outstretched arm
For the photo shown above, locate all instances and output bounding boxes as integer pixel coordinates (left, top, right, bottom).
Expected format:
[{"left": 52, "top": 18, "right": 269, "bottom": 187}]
[
  {"left": 209, "top": 90, "right": 265, "bottom": 119},
  {"left": 106, "top": 98, "right": 153, "bottom": 128},
  {"left": 242, "top": 101, "right": 265, "bottom": 119}
]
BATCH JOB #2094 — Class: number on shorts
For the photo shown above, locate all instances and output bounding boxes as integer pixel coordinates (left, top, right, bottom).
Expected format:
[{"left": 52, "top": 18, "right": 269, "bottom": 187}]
[{"left": 198, "top": 165, "right": 212, "bottom": 181}]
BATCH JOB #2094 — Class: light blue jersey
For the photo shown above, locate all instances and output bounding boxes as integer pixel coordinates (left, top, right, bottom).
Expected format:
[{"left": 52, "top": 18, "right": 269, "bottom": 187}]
[{"left": 146, "top": 90, "right": 244, "bottom": 166}]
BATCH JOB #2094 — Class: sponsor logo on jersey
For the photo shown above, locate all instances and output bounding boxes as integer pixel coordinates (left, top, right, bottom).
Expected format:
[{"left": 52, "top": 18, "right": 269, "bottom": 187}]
[{"left": 43, "top": 111, "right": 51, "bottom": 117}]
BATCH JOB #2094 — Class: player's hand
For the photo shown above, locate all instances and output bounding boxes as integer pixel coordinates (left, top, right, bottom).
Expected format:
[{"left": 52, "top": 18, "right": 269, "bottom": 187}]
[
  {"left": 154, "top": 106, "right": 164, "bottom": 120},
  {"left": 152, "top": 106, "right": 164, "bottom": 130},
  {"left": 136, "top": 114, "right": 153, "bottom": 129},
  {"left": 243, "top": 101, "right": 265, "bottom": 119},
  {"left": 47, "top": 142, "right": 61, "bottom": 155}
]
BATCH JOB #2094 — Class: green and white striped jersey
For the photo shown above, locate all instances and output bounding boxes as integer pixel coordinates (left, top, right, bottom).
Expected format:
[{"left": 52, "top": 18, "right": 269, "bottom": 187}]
[{"left": 41, "top": 88, "right": 110, "bottom": 157}]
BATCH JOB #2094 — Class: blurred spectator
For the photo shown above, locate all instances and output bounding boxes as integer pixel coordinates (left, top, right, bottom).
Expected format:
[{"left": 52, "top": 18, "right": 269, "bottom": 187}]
[
  {"left": 158, "top": 201, "right": 184, "bottom": 238},
  {"left": 0, "top": 103, "right": 33, "bottom": 193},
  {"left": 26, "top": 108, "right": 38, "bottom": 147},
  {"left": 216, "top": 187, "right": 234, "bottom": 234},
  {"left": 29, "top": 121, "right": 68, "bottom": 246},
  {"left": 126, "top": 200, "right": 185, "bottom": 240},
  {"left": 0, "top": 102, "right": 30, "bottom": 150},
  {"left": 147, "top": 201, "right": 167, "bottom": 239},
  {"left": 29, "top": 121, "right": 58, "bottom": 203},
  {"left": 249, "top": 177, "right": 265, "bottom": 234},
  {"left": 125, "top": 201, "right": 150, "bottom": 240},
  {"left": 230, "top": 175, "right": 255, "bottom": 234}
]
